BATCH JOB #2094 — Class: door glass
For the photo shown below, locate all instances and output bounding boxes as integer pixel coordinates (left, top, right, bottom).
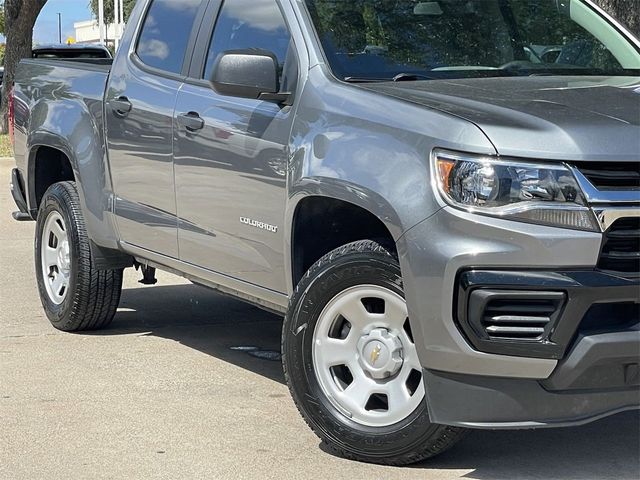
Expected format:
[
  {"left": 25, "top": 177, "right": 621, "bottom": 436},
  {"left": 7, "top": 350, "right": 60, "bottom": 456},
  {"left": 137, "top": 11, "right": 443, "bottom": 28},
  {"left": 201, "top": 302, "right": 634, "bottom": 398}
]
[
  {"left": 136, "top": 0, "right": 204, "bottom": 74},
  {"left": 203, "top": 0, "right": 293, "bottom": 84}
]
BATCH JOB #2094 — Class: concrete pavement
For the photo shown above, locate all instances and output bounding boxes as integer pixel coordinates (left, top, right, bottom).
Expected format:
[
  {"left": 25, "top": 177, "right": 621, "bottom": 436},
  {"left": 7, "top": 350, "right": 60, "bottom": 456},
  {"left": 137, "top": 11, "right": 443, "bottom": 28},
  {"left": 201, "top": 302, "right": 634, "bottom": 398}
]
[{"left": 1, "top": 158, "right": 638, "bottom": 479}]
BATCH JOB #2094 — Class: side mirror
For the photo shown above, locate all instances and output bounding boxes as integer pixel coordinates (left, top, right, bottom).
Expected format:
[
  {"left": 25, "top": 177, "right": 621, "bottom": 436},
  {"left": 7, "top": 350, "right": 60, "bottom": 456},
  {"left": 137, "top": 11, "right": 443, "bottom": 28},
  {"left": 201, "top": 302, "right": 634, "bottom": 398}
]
[{"left": 211, "top": 50, "right": 290, "bottom": 103}]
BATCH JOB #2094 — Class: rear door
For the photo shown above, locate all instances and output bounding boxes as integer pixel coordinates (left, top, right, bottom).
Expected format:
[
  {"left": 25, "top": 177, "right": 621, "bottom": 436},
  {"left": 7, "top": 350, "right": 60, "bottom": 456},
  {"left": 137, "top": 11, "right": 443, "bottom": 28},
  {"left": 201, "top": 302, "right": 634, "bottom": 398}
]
[
  {"left": 173, "top": 0, "right": 299, "bottom": 293},
  {"left": 106, "top": 0, "right": 206, "bottom": 257}
]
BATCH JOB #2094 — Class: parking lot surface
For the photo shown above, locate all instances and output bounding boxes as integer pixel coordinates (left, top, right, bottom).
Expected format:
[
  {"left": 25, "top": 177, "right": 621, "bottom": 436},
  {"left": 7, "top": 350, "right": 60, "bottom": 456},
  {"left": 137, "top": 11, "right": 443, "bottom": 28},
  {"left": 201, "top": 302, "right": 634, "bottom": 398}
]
[{"left": 1, "top": 158, "right": 639, "bottom": 479}]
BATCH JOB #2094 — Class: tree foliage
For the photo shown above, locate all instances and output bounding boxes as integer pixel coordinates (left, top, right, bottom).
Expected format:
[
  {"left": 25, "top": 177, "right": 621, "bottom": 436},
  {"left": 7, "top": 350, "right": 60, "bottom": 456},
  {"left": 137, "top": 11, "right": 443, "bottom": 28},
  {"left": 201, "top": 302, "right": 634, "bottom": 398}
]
[
  {"left": 594, "top": 0, "right": 639, "bottom": 37},
  {"left": 0, "top": 2, "right": 5, "bottom": 36},
  {"left": 88, "top": 0, "right": 137, "bottom": 24},
  {"left": 1, "top": 0, "right": 48, "bottom": 133}
]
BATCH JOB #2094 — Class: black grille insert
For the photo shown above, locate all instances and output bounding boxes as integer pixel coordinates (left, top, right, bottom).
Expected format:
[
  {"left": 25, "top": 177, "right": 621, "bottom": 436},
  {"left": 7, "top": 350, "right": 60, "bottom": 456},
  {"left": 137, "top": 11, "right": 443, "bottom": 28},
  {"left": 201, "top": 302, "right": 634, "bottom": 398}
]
[
  {"left": 467, "top": 290, "right": 566, "bottom": 344},
  {"left": 579, "top": 302, "right": 640, "bottom": 333},
  {"left": 482, "top": 298, "right": 557, "bottom": 339},
  {"left": 575, "top": 162, "right": 640, "bottom": 190},
  {"left": 598, "top": 217, "right": 640, "bottom": 276}
]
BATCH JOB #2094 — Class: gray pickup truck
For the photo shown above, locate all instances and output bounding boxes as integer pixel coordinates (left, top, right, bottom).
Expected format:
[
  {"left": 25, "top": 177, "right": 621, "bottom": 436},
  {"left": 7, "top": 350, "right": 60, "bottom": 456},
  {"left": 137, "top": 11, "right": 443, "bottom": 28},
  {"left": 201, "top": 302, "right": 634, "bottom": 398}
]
[{"left": 9, "top": 0, "right": 640, "bottom": 465}]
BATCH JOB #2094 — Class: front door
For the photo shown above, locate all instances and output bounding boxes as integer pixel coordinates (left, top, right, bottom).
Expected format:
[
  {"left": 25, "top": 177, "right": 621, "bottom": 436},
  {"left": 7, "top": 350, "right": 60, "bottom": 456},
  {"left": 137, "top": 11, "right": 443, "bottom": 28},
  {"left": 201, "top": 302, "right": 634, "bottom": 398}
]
[
  {"left": 173, "top": 0, "right": 298, "bottom": 293},
  {"left": 106, "top": 0, "right": 205, "bottom": 257}
]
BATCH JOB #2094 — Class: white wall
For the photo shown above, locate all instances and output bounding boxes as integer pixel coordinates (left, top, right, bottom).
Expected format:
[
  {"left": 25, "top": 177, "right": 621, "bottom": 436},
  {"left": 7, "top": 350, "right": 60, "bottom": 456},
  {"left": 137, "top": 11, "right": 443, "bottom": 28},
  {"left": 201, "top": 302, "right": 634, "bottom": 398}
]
[{"left": 74, "top": 20, "right": 124, "bottom": 44}]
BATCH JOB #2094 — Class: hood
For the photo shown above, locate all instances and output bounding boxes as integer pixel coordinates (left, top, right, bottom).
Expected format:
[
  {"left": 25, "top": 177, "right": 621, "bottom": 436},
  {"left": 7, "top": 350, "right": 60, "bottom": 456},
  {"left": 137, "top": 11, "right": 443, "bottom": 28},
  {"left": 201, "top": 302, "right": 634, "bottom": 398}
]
[{"left": 362, "top": 76, "right": 640, "bottom": 162}]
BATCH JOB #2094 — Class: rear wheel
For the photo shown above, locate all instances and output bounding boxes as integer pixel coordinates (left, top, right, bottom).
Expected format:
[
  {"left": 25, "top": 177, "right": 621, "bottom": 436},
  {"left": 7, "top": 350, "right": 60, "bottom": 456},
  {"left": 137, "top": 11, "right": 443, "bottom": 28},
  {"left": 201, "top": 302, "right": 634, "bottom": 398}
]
[
  {"left": 35, "top": 181, "right": 123, "bottom": 332},
  {"left": 282, "top": 240, "right": 466, "bottom": 465}
]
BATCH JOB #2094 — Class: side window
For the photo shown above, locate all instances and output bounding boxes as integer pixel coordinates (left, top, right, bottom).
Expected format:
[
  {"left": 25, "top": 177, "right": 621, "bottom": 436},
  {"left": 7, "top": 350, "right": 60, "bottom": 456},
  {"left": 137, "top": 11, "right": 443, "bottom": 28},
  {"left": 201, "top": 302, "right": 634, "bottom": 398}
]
[
  {"left": 136, "top": 0, "right": 204, "bottom": 74},
  {"left": 203, "top": 0, "right": 293, "bottom": 85}
]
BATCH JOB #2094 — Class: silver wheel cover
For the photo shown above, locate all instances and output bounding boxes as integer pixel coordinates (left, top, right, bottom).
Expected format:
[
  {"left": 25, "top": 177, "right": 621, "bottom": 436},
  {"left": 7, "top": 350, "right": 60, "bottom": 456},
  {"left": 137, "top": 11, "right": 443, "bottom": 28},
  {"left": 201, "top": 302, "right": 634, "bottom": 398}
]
[
  {"left": 41, "top": 211, "right": 71, "bottom": 305},
  {"left": 312, "top": 285, "right": 425, "bottom": 427}
]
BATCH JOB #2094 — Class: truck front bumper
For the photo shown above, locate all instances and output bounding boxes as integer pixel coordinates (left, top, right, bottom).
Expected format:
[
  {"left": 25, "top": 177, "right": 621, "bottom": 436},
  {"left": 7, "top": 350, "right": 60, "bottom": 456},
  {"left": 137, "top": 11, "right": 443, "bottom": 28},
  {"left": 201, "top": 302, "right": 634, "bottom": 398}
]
[
  {"left": 425, "top": 298, "right": 639, "bottom": 428},
  {"left": 399, "top": 206, "right": 640, "bottom": 428},
  {"left": 424, "top": 364, "right": 639, "bottom": 429}
]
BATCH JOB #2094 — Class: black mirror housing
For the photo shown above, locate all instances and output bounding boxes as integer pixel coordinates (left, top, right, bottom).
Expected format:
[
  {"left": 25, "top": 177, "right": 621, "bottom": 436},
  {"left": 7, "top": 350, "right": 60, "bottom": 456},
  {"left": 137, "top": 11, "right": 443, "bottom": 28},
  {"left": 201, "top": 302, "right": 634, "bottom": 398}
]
[{"left": 211, "top": 50, "right": 280, "bottom": 100}]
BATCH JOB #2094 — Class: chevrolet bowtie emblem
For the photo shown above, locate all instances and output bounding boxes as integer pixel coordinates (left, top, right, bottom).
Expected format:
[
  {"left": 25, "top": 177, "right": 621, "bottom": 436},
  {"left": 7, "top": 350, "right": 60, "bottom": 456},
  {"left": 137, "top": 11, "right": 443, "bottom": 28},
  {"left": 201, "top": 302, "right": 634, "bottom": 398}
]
[{"left": 370, "top": 344, "right": 382, "bottom": 365}]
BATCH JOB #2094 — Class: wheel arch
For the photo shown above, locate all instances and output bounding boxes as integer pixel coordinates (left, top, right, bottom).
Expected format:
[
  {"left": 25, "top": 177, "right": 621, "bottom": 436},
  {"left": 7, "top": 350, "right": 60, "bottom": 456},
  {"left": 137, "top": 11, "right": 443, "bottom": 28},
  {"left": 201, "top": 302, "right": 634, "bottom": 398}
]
[
  {"left": 25, "top": 104, "right": 122, "bottom": 254},
  {"left": 27, "top": 140, "right": 76, "bottom": 216},
  {"left": 286, "top": 183, "right": 402, "bottom": 291}
]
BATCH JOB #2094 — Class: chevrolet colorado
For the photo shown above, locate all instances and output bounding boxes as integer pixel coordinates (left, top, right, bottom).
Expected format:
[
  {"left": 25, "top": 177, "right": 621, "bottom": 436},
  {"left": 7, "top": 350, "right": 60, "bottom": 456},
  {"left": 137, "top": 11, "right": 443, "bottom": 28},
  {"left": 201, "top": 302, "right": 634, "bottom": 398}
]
[{"left": 9, "top": 0, "right": 640, "bottom": 465}]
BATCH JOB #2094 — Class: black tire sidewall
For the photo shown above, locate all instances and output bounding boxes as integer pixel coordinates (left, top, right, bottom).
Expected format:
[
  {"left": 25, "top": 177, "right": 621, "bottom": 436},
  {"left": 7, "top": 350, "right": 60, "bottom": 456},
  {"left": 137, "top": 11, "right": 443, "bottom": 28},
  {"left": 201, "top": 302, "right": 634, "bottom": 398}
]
[
  {"left": 35, "top": 183, "right": 84, "bottom": 328},
  {"left": 283, "top": 245, "right": 440, "bottom": 460}
]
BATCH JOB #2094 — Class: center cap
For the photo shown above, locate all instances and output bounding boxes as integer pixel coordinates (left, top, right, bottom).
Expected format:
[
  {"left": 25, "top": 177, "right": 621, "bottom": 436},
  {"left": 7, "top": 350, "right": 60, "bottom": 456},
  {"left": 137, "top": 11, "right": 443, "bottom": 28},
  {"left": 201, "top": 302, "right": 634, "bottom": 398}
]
[
  {"left": 58, "top": 241, "right": 71, "bottom": 272},
  {"left": 357, "top": 328, "right": 403, "bottom": 379}
]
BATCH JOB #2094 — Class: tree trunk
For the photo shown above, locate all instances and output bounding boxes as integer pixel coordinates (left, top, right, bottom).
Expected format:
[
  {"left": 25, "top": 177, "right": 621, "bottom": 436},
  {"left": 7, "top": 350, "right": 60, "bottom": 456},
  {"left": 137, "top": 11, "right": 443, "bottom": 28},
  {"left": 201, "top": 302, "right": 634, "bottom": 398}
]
[
  {"left": 0, "top": 0, "right": 47, "bottom": 134},
  {"left": 594, "top": 0, "right": 640, "bottom": 38}
]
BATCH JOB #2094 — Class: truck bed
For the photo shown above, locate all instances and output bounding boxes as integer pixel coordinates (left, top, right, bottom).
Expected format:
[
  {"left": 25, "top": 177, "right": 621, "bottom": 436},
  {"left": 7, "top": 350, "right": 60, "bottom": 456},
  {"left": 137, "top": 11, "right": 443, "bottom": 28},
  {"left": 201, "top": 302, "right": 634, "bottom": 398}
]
[
  {"left": 12, "top": 58, "right": 112, "bottom": 199},
  {"left": 13, "top": 59, "right": 111, "bottom": 223}
]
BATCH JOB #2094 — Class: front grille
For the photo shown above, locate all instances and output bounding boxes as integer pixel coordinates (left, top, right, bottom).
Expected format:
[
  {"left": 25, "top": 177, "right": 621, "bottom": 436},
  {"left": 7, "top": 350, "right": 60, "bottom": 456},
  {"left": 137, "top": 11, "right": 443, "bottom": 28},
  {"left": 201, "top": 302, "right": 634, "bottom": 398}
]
[
  {"left": 575, "top": 162, "right": 640, "bottom": 190},
  {"left": 598, "top": 217, "right": 640, "bottom": 276}
]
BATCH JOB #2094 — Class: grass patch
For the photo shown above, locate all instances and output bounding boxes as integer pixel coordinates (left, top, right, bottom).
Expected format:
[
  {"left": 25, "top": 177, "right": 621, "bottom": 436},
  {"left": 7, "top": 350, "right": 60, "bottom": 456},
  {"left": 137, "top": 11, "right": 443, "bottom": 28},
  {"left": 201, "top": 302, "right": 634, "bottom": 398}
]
[{"left": 0, "top": 134, "right": 13, "bottom": 157}]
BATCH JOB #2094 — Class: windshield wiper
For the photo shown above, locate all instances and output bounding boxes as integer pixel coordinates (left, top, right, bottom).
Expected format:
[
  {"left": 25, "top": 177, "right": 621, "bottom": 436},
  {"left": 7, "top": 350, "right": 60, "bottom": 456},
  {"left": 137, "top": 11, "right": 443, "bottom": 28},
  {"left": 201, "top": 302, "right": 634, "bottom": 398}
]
[
  {"left": 343, "top": 76, "right": 389, "bottom": 83},
  {"left": 392, "top": 72, "right": 435, "bottom": 81},
  {"left": 344, "top": 73, "right": 435, "bottom": 83}
]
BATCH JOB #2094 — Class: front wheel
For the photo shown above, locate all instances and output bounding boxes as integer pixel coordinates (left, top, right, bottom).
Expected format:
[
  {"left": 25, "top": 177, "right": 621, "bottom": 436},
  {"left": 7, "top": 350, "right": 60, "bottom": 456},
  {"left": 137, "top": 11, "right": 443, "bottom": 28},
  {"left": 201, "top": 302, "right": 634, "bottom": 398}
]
[
  {"left": 282, "top": 240, "right": 466, "bottom": 465},
  {"left": 35, "top": 181, "right": 123, "bottom": 332}
]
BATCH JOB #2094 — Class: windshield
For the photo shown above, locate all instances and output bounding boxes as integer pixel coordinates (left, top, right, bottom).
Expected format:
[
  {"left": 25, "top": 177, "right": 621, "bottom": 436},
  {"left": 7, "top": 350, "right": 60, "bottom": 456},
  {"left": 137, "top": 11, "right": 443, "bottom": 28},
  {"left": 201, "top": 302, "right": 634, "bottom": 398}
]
[{"left": 304, "top": 0, "right": 640, "bottom": 81}]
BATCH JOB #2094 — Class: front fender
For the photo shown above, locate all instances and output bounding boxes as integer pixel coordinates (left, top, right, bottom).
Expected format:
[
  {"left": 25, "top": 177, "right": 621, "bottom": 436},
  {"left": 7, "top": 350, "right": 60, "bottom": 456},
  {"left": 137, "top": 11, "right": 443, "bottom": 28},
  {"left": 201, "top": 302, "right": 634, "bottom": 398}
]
[
  {"left": 284, "top": 133, "right": 431, "bottom": 294},
  {"left": 284, "top": 67, "right": 496, "bottom": 292}
]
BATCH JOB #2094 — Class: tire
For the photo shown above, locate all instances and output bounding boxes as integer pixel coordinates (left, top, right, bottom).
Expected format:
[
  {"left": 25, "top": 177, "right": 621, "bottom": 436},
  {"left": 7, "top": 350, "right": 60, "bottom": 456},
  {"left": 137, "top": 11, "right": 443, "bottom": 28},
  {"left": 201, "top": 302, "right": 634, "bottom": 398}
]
[
  {"left": 282, "top": 240, "right": 467, "bottom": 465},
  {"left": 35, "top": 181, "right": 123, "bottom": 332}
]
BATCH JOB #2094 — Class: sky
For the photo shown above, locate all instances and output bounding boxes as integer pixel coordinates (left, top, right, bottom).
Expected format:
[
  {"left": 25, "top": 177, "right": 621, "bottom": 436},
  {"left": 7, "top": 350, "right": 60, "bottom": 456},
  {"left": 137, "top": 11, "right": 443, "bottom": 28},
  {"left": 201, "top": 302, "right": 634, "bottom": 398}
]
[{"left": 27, "top": 0, "right": 94, "bottom": 44}]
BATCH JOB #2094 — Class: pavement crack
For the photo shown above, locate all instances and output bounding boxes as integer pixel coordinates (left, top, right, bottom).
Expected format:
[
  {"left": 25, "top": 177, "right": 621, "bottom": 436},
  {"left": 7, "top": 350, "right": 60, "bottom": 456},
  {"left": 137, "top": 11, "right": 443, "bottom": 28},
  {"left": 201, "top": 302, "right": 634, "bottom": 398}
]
[{"left": 1, "top": 333, "right": 62, "bottom": 339}]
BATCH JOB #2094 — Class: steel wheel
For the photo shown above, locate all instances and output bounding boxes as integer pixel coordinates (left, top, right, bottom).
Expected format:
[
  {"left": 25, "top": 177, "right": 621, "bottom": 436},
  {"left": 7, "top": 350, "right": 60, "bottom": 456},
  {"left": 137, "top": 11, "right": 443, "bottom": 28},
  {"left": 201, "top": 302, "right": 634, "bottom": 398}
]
[
  {"left": 40, "top": 211, "right": 71, "bottom": 305},
  {"left": 35, "top": 182, "right": 123, "bottom": 331},
  {"left": 312, "top": 284, "right": 425, "bottom": 427},
  {"left": 284, "top": 240, "right": 467, "bottom": 464}
]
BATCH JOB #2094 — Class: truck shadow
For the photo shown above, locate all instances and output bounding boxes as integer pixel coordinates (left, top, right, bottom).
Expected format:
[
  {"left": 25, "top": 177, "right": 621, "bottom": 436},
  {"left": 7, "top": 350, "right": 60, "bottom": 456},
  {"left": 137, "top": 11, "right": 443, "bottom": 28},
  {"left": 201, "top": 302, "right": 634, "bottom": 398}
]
[
  {"left": 104, "top": 282, "right": 286, "bottom": 384},
  {"left": 98, "top": 283, "right": 639, "bottom": 479},
  {"left": 421, "top": 410, "right": 640, "bottom": 479}
]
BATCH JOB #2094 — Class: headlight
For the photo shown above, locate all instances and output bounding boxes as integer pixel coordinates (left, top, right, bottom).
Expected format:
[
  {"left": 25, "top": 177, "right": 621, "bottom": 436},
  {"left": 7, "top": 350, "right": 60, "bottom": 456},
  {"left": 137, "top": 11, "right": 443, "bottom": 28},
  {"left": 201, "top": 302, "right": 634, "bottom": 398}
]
[{"left": 433, "top": 150, "right": 599, "bottom": 231}]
